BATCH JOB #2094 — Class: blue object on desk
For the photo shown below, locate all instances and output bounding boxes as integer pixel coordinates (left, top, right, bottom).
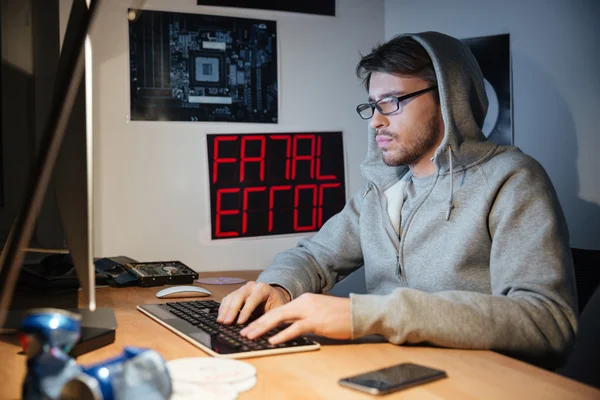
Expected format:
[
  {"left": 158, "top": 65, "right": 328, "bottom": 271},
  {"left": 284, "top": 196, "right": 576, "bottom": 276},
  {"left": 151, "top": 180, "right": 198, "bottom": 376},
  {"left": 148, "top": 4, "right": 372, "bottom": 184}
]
[
  {"left": 18, "top": 308, "right": 172, "bottom": 400},
  {"left": 19, "top": 309, "right": 83, "bottom": 400},
  {"left": 69, "top": 346, "right": 173, "bottom": 400}
]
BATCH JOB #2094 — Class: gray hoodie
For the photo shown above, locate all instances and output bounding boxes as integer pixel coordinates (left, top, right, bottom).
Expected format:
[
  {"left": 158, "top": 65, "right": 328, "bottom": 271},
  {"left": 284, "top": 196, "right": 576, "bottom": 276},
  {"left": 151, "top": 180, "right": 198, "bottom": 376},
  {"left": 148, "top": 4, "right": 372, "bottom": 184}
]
[{"left": 256, "top": 32, "right": 577, "bottom": 368}]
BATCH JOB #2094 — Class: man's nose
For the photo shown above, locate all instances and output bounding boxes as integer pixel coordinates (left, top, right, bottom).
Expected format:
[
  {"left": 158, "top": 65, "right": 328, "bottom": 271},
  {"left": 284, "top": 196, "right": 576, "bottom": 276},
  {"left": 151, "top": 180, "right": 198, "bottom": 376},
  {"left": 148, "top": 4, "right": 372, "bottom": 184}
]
[{"left": 370, "top": 109, "right": 388, "bottom": 130}]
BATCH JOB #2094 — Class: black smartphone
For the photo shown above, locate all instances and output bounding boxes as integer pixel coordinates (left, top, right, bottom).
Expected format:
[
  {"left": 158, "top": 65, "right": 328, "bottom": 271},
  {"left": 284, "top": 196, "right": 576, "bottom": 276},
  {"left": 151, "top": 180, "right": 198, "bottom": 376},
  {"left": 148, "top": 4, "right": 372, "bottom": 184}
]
[{"left": 338, "top": 362, "right": 447, "bottom": 395}]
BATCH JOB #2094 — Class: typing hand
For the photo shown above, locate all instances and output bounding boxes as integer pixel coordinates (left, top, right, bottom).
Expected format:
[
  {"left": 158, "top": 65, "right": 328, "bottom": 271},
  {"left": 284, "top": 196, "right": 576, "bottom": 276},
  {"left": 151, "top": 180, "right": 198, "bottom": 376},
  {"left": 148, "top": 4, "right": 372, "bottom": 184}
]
[
  {"left": 217, "top": 281, "right": 291, "bottom": 325},
  {"left": 239, "top": 294, "right": 351, "bottom": 345}
]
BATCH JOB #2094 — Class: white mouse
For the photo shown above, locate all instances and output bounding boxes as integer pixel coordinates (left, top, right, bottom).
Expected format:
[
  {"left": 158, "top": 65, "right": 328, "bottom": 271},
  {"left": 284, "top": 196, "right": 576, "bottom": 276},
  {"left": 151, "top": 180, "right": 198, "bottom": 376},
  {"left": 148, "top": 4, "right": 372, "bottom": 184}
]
[{"left": 155, "top": 285, "right": 212, "bottom": 298}]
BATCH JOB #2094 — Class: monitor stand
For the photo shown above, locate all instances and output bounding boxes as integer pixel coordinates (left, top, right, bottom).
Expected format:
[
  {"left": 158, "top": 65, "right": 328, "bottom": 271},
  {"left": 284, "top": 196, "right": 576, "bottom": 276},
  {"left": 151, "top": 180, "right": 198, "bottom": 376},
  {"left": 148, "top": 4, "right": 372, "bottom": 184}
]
[
  {"left": 1, "top": 278, "right": 117, "bottom": 358},
  {"left": 70, "top": 308, "right": 117, "bottom": 357}
]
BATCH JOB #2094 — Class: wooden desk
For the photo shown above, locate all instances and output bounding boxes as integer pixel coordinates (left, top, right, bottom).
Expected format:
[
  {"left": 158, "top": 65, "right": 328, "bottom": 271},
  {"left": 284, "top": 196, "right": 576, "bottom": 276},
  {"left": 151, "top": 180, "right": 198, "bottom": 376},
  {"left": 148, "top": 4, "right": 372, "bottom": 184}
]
[{"left": 1, "top": 270, "right": 599, "bottom": 400}]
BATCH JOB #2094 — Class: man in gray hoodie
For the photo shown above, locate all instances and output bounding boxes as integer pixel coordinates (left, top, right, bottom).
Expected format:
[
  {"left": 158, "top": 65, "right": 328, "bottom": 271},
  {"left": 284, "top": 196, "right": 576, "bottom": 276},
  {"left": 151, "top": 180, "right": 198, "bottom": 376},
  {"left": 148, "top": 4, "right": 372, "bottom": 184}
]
[{"left": 217, "top": 32, "right": 577, "bottom": 368}]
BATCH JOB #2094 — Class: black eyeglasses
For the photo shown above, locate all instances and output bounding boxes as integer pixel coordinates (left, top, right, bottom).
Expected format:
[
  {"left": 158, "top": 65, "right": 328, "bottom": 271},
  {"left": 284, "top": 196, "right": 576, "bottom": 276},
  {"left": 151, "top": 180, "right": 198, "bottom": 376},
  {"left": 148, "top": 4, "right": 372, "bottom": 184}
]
[{"left": 356, "top": 86, "right": 437, "bottom": 120}]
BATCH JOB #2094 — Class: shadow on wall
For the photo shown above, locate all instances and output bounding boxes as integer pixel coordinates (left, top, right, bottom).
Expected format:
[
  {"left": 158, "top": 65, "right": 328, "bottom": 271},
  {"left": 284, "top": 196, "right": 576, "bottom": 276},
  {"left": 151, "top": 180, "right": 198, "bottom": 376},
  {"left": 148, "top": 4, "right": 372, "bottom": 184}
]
[{"left": 514, "top": 52, "right": 600, "bottom": 250}]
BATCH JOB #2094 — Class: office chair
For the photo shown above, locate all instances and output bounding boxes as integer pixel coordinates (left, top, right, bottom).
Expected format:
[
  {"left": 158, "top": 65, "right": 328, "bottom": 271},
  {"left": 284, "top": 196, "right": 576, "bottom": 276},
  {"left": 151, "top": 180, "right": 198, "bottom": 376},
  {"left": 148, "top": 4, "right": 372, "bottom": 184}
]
[
  {"left": 570, "top": 248, "right": 600, "bottom": 315},
  {"left": 556, "top": 284, "right": 600, "bottom": 389},
  {"left": 327, "top": 266, "right": 367, "bottom": 297},
  {"left": 555, "top": 248, "right": 600, "bottom": 388}
]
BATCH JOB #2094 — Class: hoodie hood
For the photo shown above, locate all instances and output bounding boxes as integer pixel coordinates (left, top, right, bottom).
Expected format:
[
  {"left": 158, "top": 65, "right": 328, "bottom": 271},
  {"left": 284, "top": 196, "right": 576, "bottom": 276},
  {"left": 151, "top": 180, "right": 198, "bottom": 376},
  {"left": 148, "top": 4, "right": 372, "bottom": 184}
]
[{"left": 360, "top": 31, "right": 497, "bottom": 188}]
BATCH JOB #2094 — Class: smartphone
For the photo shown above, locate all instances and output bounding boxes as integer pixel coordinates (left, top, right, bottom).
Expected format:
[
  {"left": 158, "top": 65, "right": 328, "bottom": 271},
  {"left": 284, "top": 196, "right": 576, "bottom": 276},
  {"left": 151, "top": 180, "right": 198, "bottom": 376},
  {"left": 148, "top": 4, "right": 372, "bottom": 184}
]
[{"left": 338, "top": 362, "right": 447, "bottom": 395}]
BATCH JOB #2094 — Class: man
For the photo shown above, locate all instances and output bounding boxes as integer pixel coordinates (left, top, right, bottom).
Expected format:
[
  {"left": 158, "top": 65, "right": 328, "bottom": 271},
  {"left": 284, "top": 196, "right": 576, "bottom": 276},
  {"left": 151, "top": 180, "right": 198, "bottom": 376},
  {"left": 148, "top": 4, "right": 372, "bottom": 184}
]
[{"left": 218, "top": 32, "right": 577, "bottom": 368}]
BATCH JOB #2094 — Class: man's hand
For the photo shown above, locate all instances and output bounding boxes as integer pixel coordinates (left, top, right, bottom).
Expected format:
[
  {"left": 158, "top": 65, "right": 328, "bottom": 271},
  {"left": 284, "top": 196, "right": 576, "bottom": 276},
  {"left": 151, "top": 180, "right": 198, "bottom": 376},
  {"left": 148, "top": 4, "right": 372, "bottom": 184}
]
[
  {"left": 239, "top": 293, "right": 351, "bottom": 345},
  {"left": 217, "top": 281, "right": 291, "bottom": 325}
]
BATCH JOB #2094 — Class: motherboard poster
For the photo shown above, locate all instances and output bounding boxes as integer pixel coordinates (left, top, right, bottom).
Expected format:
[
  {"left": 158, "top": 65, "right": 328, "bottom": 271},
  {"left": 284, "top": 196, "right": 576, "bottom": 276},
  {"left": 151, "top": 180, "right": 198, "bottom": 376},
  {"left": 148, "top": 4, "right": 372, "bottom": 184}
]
[{"left": 128, "top": 10, "right": 278, "bottom": 123}]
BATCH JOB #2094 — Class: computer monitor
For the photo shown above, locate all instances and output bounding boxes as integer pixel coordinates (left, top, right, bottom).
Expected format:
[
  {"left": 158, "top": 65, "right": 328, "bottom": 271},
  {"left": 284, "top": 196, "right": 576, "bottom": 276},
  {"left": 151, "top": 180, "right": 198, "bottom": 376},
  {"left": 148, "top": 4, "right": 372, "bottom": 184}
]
[{"left": 0, "top": 0, "right": 101, "bottom": 336}]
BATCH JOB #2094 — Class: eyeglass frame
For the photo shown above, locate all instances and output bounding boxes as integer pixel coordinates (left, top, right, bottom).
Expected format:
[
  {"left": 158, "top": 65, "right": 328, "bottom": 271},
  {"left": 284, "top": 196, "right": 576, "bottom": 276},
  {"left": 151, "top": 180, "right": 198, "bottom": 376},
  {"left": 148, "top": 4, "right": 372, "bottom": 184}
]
[{"left": 356, "top": 86, "right": 438, "bottom": 120}]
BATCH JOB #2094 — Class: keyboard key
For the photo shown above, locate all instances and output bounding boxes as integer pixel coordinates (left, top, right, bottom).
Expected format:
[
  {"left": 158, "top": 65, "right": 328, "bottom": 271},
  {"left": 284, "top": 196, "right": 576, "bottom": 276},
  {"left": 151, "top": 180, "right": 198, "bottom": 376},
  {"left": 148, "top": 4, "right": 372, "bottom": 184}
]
[{"left": 153, "top": 299, "right": 317, "bottom": 356}]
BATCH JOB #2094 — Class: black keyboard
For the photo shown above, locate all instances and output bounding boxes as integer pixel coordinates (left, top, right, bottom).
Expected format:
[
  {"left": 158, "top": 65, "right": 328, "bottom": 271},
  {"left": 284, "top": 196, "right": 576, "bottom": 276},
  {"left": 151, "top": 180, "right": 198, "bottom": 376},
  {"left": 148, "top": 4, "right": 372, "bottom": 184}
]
[{"left": 137, "top": 300, "right": 320, "bottom": 358}]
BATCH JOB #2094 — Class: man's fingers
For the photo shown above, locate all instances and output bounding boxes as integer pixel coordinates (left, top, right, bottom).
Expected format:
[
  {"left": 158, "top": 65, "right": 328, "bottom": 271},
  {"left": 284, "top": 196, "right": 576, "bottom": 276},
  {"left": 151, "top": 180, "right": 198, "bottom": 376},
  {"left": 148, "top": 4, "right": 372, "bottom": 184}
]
[
  {"left": 223, "top": 293, "right": 248, "bottom": 324},
  {"left": 237, "top": 285, "right": 270, "bottom": 324},
  {"left": 218, "top": 283, "right": 255, "bottom": 324},
  {"left": 241, "top": 303, "right": 297, "bottom": 339},
  {"left": 268, "top": 321, "right": 309, "bottom": 345},
  {"left": 216, "top": 294, "right": 232, "bottom": 322}
]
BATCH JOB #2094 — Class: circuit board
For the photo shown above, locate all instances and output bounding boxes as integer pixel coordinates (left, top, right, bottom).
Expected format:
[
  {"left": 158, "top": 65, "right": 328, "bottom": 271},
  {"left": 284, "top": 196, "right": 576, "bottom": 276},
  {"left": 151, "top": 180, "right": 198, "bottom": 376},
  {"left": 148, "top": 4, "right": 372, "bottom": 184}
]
[{"left": 129, "top": 9, "right": 278, "bottom": 123}]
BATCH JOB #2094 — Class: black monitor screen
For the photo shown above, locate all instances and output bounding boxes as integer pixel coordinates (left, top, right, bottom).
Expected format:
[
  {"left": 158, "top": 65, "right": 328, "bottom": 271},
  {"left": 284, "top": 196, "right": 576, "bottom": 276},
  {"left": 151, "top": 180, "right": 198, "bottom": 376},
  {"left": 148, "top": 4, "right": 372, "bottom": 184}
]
[
  {"left": 0, "top": 15, "right": 3, "bottom": 207},
  {"left": 0, "top": 130, "right": 3, "bottom": 207}
]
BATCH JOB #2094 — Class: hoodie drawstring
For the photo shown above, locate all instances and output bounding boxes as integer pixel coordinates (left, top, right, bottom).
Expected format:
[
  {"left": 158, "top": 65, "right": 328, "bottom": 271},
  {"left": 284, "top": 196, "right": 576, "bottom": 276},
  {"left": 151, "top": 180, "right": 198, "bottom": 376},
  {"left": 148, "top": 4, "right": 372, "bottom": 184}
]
[{"left": 445, "top": 145, "right": 455, "bottom": 221}]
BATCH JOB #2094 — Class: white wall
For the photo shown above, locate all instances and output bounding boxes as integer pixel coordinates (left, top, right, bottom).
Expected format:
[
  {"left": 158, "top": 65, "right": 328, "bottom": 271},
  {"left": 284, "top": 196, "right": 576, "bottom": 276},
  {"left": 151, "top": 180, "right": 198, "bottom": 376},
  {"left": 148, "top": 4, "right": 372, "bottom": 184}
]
[
  {"left": 385, "top": 0, "right": 600, "bottom": 250},
  {"left": 60, "top": 0, "right": 384, "bottom": 270}
]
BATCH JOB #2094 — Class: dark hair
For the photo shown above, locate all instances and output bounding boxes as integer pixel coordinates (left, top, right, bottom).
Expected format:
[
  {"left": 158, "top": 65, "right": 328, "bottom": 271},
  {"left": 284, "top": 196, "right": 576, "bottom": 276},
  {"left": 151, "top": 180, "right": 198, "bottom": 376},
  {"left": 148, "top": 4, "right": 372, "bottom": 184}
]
[{"left": 356, "top": 36, "right": 437, "bottom": 91}]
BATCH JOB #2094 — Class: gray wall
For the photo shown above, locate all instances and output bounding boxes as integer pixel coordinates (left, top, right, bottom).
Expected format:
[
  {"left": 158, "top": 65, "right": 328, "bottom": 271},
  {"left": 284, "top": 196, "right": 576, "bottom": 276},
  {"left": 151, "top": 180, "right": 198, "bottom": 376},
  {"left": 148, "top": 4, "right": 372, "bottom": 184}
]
[{"left": 385, "top": 0, "right": 600, "bottom": 250}]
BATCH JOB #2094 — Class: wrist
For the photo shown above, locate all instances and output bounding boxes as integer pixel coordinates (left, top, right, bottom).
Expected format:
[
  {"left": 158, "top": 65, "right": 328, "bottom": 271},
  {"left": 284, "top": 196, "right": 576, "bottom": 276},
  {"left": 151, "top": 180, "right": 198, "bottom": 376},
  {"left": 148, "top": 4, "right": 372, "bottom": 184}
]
[{"left": 273, "top": 285, "right": 292, "bottom": 303}]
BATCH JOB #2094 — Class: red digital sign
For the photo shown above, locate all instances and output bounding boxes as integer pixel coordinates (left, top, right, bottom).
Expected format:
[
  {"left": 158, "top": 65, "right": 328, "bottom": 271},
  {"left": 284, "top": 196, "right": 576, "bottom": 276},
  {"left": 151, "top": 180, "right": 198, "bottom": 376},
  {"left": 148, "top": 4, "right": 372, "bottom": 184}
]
[{"left": 207, "top": 132, "right": 345, "bottom": 239}]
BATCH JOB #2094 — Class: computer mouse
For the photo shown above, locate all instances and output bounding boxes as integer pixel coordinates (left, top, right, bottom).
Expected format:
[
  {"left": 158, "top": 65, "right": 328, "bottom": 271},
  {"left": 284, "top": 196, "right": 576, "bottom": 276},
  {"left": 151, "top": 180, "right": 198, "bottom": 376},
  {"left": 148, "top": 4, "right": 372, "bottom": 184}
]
[{"left": 155, "top": 285, "right": 212, "bottom": 298}]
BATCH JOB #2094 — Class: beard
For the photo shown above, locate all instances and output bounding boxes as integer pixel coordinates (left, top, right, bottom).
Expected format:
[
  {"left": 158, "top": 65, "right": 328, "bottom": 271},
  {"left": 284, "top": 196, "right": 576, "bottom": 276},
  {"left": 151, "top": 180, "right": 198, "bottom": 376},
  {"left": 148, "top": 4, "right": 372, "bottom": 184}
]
[{"left": 379, "top": 114, "right": 442, "bottom": 167}]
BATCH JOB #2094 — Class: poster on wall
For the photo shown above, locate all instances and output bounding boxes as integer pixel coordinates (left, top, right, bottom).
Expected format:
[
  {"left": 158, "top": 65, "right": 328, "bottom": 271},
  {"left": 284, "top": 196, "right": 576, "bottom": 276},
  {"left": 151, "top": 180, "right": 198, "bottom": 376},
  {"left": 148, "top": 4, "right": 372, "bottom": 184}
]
[
  {"left": 128, "top": 9, "right": 278, "bottom": 123},
  {"left": 461, "top": 34, "right": 512, "bottom": 145},
  {"left": 207, "top": 132, "right": 346, "bottom": 239},
  {"left": 197, "top": 0, "right": 335, "bottom": 16}
]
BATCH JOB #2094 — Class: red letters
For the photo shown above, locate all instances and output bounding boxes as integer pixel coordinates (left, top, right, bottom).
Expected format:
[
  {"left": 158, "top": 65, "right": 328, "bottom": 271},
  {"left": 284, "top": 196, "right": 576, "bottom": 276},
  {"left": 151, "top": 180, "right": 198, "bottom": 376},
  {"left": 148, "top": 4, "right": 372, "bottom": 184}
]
[
  {"left": 215, "top": 188, "right": 240, "bottom": 238},
  {"left": 316, "top": 136, "right": 337, "bottom": 180},
  {"left": 210, "top": 133, "right": 344, "bottom": 239},
  {"left": 271, "top": 135, "right": 291, "bottom": 180},
  {"left": 294, "top": 184, "right": 317, "bottom": 231},
  {"left": 212, "top": 136, "right": 238, "bottom": 183},
  {"left": 318, "top": 183, "right": 341, "bottom": 227},
  {"left": 292, "top": 134, "right": 315, "bottom": 179},
  {"left": 242, "top": 186, "right": 266, "bottom": 234},
  {"left": 240, "top": 135, "right": 266, "bottom": 182},
  {"left": 268, "top": 185, "right": 291, "bottom": 232}
]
